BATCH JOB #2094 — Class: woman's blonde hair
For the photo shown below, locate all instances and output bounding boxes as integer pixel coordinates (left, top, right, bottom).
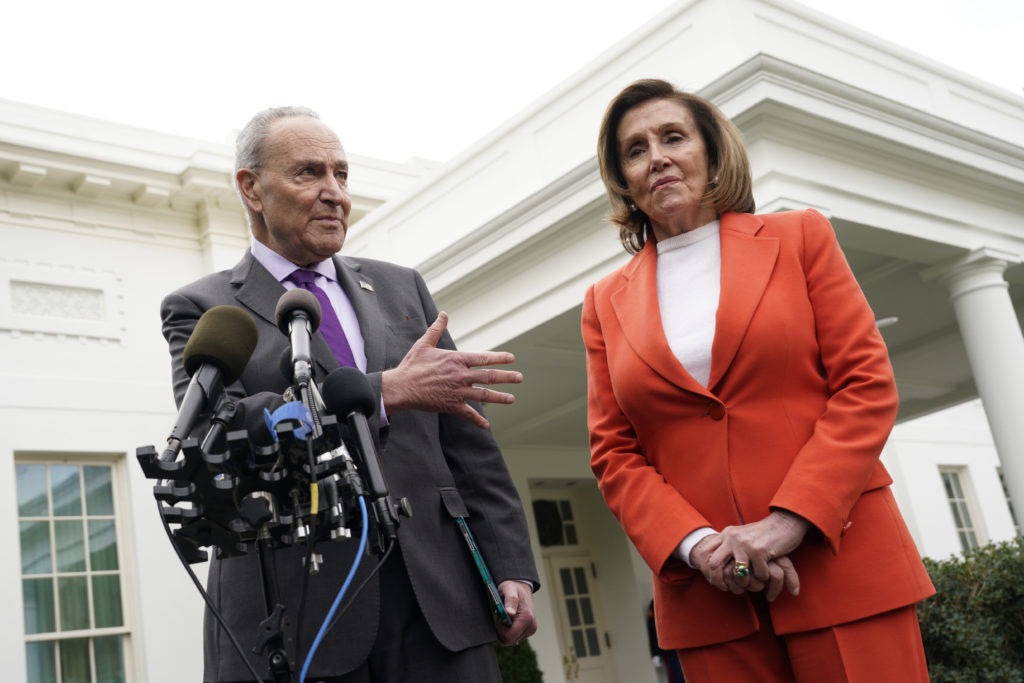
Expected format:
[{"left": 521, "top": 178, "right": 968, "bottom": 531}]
[{"left": 597, "top": 79, "right": 755, "bottom": 254}]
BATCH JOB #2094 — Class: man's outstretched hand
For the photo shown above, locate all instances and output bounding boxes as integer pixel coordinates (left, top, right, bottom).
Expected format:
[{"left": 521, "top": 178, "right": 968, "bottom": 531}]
[{"left": 382, "top": 312, "right": 523, "bottom": 428}]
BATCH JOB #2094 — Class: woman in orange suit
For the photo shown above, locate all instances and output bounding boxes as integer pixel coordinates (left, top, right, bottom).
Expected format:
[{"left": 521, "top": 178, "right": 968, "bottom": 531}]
[{"left": 583, "top": 79, "right": 935, "bottom": 682}]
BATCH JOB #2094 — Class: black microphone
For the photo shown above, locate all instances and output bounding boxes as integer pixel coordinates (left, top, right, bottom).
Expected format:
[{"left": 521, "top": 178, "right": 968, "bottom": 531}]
[
  {"left": 322, "top": 366, "right": 403, "bottom": 546},
  {"left": 161, "top": 305, "right": 258, "bottom": 462},
  {"left": 275, "top": 288, "right": 321, "bottom": 389}
]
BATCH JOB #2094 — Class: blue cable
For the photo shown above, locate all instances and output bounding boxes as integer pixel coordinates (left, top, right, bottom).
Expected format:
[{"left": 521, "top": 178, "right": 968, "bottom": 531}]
[{"left": 299, "top": 496, "right": 369, "bottom": 683}]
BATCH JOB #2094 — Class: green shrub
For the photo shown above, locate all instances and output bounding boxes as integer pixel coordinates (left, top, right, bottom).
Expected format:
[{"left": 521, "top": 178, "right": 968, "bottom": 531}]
[
  {"left": 918, "top": 537, "right": 1024, "bottom": 682},
  {"left": 496, "top": 639, "right": 543, "bottom": 682}
]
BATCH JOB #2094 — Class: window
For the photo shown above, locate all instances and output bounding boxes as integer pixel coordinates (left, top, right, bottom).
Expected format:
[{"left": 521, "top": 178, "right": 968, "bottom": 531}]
[
  {"left": 533, "top": 499, "right": 579, "bottom": 547},
  {"left": 17, "top": 461, "right": 129, "bottom": 683},
  {"left": 940, "top": 468, "right": 981, "bottom": 552},
  {"left": 558, "top": 563, "right": 601, "bottom": 659},
  {"left": 998, "top": 469, "right": 1021, "bottom": 536}
]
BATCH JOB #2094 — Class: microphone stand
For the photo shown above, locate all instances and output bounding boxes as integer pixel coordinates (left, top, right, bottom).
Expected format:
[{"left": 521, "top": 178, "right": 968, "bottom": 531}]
[
  {"left": 137, "top": 411, "right": 388, "bottom": 682},
  {"left": 255, "top": 528, "right": 293, "bottom": 683}
]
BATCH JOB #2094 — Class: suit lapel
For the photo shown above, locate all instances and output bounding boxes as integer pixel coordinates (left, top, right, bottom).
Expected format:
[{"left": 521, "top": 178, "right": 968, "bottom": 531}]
[
  {"left": 232, "top": 251, "right": 284, "bottom": 328},
  {"left": 335, "top": 256, "right": 386, "bottom": 373},
  {"left": 610, "top": 241, "right": 709, "bottom": 397},
  {"left": 232, "top": 251, "right": 340, "bottom": 377},
  {"left": 708, "top": 212, "right": 778, "bottom": 389}
]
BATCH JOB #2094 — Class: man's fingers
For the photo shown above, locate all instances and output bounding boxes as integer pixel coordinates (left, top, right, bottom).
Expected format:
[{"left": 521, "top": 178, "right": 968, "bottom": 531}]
[
  {"left": 496, "top": 582, "right": 538, "bottom": 645},
  {"left": 458, "top": 403, "right": 490, "bottom": 429},
  {"left": 471, "top": 387, "right": 516, "bottom": 406},
  {"left": 475, "top": 367, "right": 523, "bottom": 384},
  {"left": 462, "top": 350, "right": 518, "bottom": 369},
  {"left": 417, "top": 312, "right": 449, "bottom": 349},
  {"left": 502, "top": 588, "right": 520, "bottom": 618}
]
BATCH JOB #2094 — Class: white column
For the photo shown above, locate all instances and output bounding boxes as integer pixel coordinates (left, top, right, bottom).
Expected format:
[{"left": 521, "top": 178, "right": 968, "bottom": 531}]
[
  {"left": 927, "top": 248, "right": 1024, "bottom": 534},
  {"left": 198, "top": 200, "right": 251, "bottom": 273}
]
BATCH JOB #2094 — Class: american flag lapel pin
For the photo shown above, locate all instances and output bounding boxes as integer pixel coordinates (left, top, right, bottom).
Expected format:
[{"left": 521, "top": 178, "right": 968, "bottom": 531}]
[{"left": 359, "top": 280, "right": 375, "bottom": 292}]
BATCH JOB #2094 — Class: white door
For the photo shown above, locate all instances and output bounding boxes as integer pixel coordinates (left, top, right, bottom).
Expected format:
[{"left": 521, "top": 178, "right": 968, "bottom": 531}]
[
  {"left": 547, "top": 555, "right": 614, "bottom": 683},
  {"left": 533, "top": 487, "right": 617, "bottom": 683}
]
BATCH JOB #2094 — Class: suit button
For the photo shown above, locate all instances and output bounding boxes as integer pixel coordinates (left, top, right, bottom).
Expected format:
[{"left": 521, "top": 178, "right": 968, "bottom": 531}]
[{"left": 707, "top": 403, "right": 726, "bottom": 420}]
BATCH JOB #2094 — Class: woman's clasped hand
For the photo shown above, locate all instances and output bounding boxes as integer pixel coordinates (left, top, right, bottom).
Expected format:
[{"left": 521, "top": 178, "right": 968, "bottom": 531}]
[{"left": 689, "top": 510, "right": 810, "bottom": 601}]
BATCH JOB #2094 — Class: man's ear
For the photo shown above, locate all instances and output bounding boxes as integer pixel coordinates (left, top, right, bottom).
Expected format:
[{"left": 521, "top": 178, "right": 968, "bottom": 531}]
[{"left": 237, "top": 168, "right": 263, "bottom": 213}]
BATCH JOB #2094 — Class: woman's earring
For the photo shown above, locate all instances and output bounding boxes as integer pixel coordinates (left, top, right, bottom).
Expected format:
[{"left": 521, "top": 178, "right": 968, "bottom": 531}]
[{"left": 628, "top": 201, "right": 637, "bottom": 212}]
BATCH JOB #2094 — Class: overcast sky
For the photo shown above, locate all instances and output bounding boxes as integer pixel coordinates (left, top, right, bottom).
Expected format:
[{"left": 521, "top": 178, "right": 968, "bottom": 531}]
[{"left": 3, "top": 0, "right": 1020, "bottom": 164}]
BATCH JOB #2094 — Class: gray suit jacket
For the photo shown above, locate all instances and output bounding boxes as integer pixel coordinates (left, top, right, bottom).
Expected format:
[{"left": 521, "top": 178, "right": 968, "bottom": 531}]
[{"left": 161, "top": 250, "right": 538, "bottom": 681}]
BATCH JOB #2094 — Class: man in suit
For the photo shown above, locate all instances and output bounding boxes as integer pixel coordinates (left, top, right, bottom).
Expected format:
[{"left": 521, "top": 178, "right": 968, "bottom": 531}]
[{"left": 161, "top": 107, "right": 539, "bottom": 682}]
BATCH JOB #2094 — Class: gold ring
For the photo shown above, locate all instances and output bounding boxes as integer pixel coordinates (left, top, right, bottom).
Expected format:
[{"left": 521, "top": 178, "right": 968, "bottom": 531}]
[{"left": 734, "top": 560, "right": 750, "bottom": 577}]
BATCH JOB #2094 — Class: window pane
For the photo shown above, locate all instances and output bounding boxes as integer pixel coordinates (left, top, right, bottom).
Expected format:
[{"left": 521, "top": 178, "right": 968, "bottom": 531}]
[
  {"left": 941, "top": 472, "right": 956, "bottom": 498},
  {"left": 949, "top": 502, "right": 965, "bottom": 528},
  {"left": 21, "top": 520, "right": 53, "bottom": 575},
  {"left": 88, "top": 520, "right": 118, "bottom": 571},
  {"left": 55, "top": 521, "right": 86, "bottom": 573},
  {"left": 559, "top": 500, "right": 574, "bottom": 521},
  {"left": 58, "top": 577, "right": 90, "bottom": 631},
  {"left": 560, "top": 568, "right": 575, "bottom": 596},
  {"left": 574, "top": 567, "right": 589, "bottom": 594},
  {"left": 92, "top": 575, "right": 123, "bottom": 628},
  {"left": 59, "top": 638, "right": 91, "bottom": 683},
  {"left": 94, "top": 635, "right": 125, "bottom": 683},
  {"left": 999, "top": 470, "right": 1021, "bottom": 532},
  {"left": 571, "top": 629, "right": 586, "bottom": 657},
  {"left": 23, "top": 578, "right": 56, "bottom": 634},
  {"left": 580, "top": 597, "right": 595, "bottom": 624},
  {"left": 951, "top": 474, "right": 965, "bottom": 498},
  {"left": 51, "top": 466, "right": 82, "bottom": 517},
  {"left": 566, "top": 598, "right": 580, "bottom": 626},
  {"left": 565, "top": 525, "right": 578, "bottom": 545},
  {"left": 18, "top": 465, "right": 49, "bottom": 517},
  {"left": 84, "top": 467, "right": 114, "bottom": 516},
  {"left": 585, "top": 627, "right": 602, "bottom": 656},
  {"left": 26, "top": 641, "right": 57, "bottom": 683}
]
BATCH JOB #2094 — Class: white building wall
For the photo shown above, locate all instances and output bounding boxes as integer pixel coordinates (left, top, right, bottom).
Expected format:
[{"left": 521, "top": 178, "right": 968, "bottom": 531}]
[
  {"left": 884, "top": 399, "right": 1019, "bottom": 561},
  {"left": 0, "top": 203, "right": 219, "bottom": 681}
]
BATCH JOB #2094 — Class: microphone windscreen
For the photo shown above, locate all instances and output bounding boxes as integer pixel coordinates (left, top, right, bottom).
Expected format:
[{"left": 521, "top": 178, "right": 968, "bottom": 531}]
[
  {"left": 322, "top": 366, "right": 377, "bottom": 417},
  {"left": 275, "top": 289, "right": 322, "bottom": 336},
  {"left": 182, "top": 305, "right": 258, "bottom": 384},
  {"left": 279, "top": 345, "right": 294, "bottom": 383}
]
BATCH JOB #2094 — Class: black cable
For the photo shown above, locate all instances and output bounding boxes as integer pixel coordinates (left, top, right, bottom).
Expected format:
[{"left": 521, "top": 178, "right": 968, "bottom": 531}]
[
  {"left": 156, "top": 498, "right": 265, "bottom": 682},
  {"left": 322, "top": 539, "right": 396, "bottom": 637},
  {"left": 294, "top": 435, "right": 318, "bottom": 660}
]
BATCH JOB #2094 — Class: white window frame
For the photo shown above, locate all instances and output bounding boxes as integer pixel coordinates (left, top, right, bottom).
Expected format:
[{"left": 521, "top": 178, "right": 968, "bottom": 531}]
[
  {"left": 997, "top": 468, "right": 1022, "bottom": 537},
  {"left": 939, "top": 466, "right": 985, "bottom": 553},
  {"left": 16, "top": 452, "right": 138, "bottom": 683}
]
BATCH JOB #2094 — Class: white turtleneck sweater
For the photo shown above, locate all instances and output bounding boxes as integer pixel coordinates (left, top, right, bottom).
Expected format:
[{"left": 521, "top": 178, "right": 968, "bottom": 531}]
[
  {"left": 656, "top": 219, "right": 721, "bottom": 566},
  {"left": 656, "top": 219, "right": 720, "bottom": 388}
]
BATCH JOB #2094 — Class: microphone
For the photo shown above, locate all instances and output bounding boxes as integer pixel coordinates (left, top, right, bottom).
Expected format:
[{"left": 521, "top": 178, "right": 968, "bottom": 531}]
[
  {"left": 279, "top": 345, "right": 326, "bottom": 413},
  {"left": 161, "top": 305, "right": 258, "bottom": 463},
  {"left": 322, "top": 366, "right": 403, "bottom": 546},
  {"left": 275, "top": 288, "right": 321, "bottom": 389}
]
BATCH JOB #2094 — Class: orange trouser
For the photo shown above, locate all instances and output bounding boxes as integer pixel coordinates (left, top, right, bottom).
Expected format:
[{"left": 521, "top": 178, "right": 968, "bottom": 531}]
[{"left": 678, "top": 596, "right": 929, "bottom": 683}]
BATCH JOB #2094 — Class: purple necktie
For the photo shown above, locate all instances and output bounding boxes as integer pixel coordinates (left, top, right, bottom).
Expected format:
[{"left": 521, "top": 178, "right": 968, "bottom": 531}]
[{"left": 286, "top": 269, "right": 356, "bottom": 367}]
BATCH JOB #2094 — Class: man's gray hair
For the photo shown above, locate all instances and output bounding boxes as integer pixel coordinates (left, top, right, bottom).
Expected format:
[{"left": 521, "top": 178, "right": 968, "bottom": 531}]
[{"left": 234, "top": 106, "right": 320, "bottom": 176}]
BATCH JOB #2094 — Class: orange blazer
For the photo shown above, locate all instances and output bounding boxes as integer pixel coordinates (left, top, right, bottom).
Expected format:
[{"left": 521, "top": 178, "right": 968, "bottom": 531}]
[{"left": 583, "top": 210, "right": 934, "bottom": 649}]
